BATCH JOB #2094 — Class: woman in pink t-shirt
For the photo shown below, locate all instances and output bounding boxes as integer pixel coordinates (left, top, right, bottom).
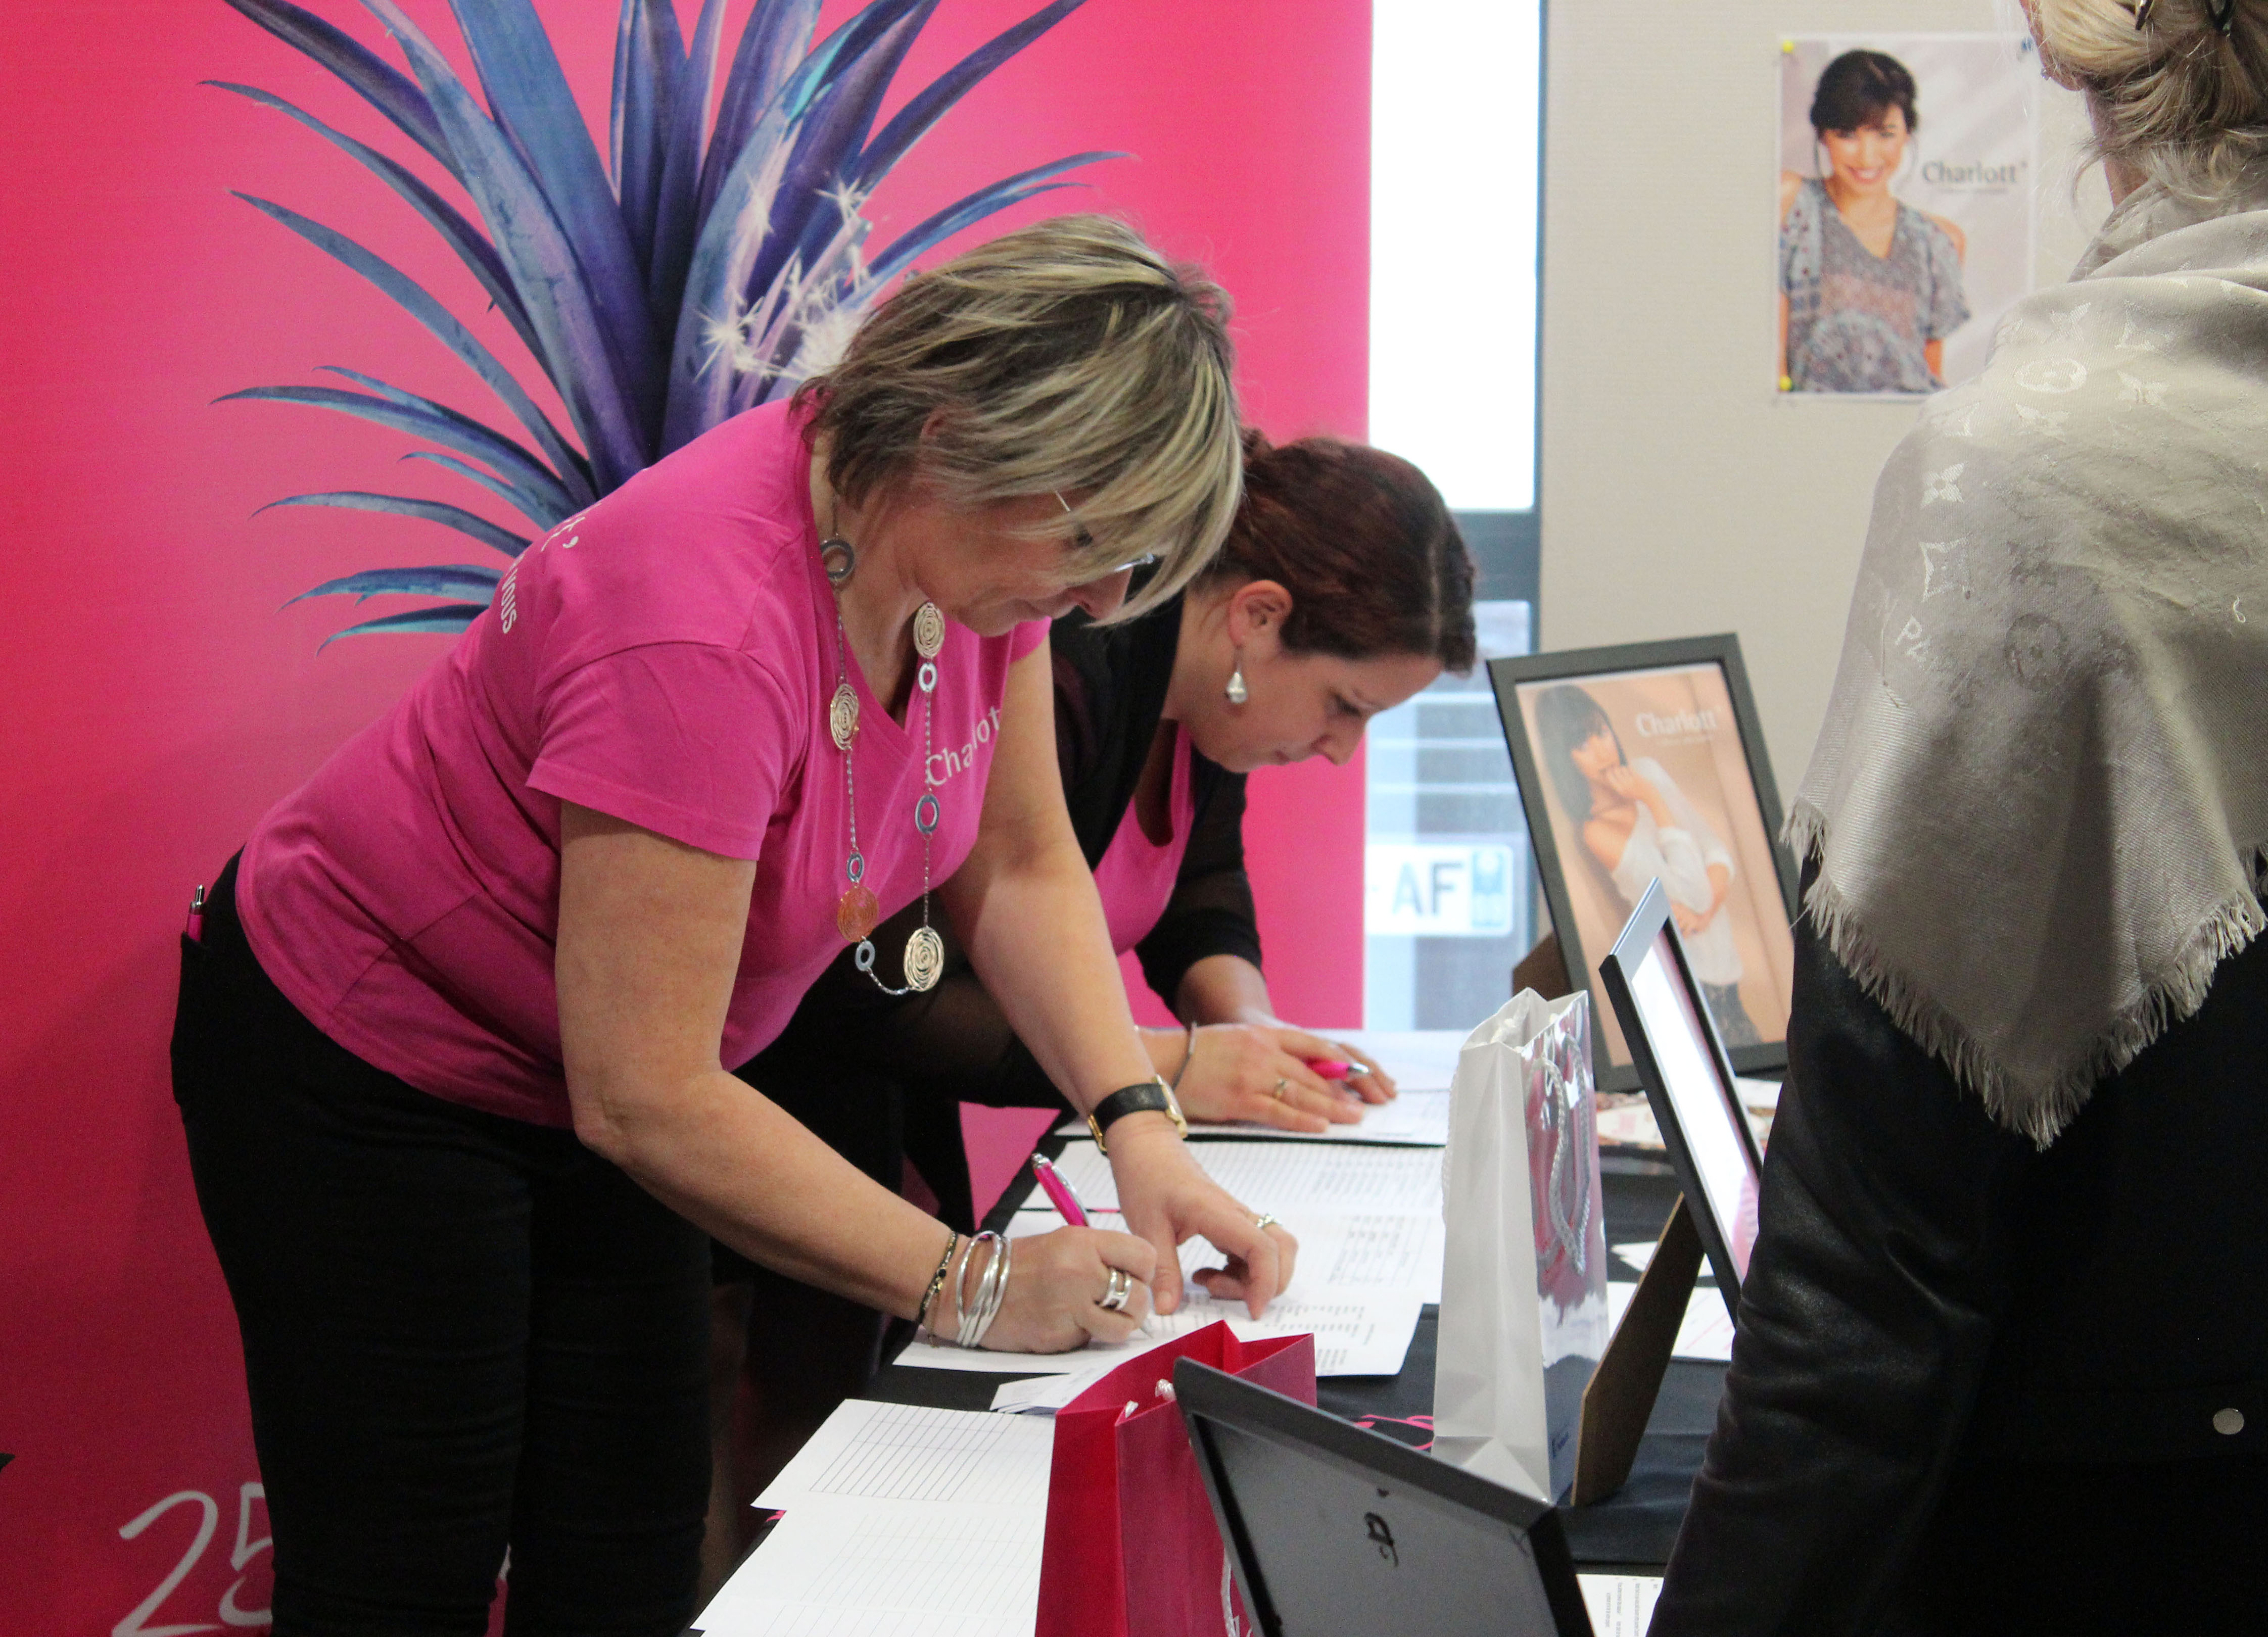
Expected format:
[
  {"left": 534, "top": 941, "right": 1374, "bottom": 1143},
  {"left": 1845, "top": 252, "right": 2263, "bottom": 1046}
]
[{"left": 170, "top": 217, "right": 1292, "bottom": 1633}]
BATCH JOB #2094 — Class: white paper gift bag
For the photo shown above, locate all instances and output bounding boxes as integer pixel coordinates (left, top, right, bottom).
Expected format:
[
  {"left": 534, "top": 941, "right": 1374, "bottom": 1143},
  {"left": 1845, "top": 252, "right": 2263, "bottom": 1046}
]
[{"left": 1431, "top": 989, "right": 1611, "bottom": 1502}]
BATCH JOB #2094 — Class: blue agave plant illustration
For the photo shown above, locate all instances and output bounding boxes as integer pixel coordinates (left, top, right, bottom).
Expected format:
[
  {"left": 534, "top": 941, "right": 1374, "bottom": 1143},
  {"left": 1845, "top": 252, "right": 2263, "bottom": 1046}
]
[{"left": 216, "top": 0, "right": 1112, "bottom": 642}]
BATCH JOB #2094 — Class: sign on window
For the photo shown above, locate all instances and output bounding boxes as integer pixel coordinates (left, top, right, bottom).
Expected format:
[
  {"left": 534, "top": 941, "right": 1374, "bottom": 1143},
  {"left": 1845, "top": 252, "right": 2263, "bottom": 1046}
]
[{"left": 1364, "top": 843, "right": 1518, "bottom": 938}]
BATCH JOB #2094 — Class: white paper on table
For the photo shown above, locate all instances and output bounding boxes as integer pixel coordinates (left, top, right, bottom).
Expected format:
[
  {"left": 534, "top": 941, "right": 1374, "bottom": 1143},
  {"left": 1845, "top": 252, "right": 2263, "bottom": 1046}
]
[
  {"left": 1578, "top": 1572, "right": 1664, "bottom": 1636},
  {"left": 1606, "top": 1278, "right": 1735, "bottom": 1363},
  {"left": 1037, "top": 1138, "right": 1445, "bottom": 1218},
  {"left": 1051, "top": 1031, "right": 1466, "bottom": 1148},
  {"left": 1734, "top": 1075, "right": 1781, "bottom": 1109},
  {"left": 1613, "top": 1239, "right": 1659, "bottom": 1274},
  {"left": 698, "top": 1400, "right": 1053, "bottom": 1637},
  {"left": 1012, "top": 1204, "right": 1444, "bottom": 1304},
  {"left": 1602, "top": 1076, "right": 1780, "bottom": 1151},
  {"left": 1614, "top": 1238, "right": 1735, "bottom": 1280},
  {"left": 753, "top": 1397, "right": 1055, "bottom": 1512},
  {"left": 1328, "top": 1029, "right": 1466, "bottom": 1092},
  {"left": 893, "top": 1284, "right": 1426, "bottom": 1377},
  {"left": 697, "top": 1504, "right": 1045, "bottom": 1637},
  {"left": 1261, "top": 1209, "right": 1444, "bottom": 1305},
  {"left": 988, "top": 1368, "right": 1107, "bottom": 1414},
  {"left": 1056, "top": 1087, "right": 1451, "bottom": 1147}
]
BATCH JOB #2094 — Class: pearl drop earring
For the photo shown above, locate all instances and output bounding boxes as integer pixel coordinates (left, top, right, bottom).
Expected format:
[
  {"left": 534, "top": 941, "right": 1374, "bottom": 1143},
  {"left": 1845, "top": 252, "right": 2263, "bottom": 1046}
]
[{"left": 1225, "top": 653, "right": 1249, "bottom": 706}]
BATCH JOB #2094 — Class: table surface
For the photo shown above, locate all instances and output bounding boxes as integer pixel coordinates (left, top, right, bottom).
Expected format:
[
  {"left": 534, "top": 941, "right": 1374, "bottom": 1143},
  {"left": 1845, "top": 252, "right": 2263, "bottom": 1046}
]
[{"left": 864, "top": 1141, "right": 1723, "bottom": 1571}]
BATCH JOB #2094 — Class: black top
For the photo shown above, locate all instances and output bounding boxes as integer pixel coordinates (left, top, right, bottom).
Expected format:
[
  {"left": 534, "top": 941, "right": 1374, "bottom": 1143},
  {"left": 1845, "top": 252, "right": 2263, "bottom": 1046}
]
[
  {"left": 733, "top": 593, "right": 1263, "bottom": 1230},
  {"left": 1650, "top": 868, "right": 2268, "bottom": 1635},
  {"left": 1049, "top": 592, "right": 1260, "bottom": 999}
]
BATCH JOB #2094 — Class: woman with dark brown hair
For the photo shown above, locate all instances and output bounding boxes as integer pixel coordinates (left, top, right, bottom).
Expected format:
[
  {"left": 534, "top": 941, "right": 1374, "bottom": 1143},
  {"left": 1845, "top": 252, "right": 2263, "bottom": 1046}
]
[{"left": 701, "top": 432, "right": 1478, "bottom": 1588}]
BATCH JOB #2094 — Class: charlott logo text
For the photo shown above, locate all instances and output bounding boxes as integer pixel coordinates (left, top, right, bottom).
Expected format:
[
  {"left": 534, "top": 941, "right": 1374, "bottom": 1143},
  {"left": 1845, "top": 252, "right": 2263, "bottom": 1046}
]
[
  {"left": 1634, "top": 708, "right": 1720, "bottom": 737},
  {"left": 1921, "top": 159, "right": 2025, "bottom": 186},
  {"left": 927, "top": 705, "right": 1005, "bottom": 785}
]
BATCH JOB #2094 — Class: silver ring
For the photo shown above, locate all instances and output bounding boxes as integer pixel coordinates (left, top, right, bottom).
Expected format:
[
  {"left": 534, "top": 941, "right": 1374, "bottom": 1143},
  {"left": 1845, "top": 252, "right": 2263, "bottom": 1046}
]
[
  {"left": 1271, "top": 1076, "right": 1289, "bottom": 1101},
  {"left": 1254, "top": 1214, "right": 1279, "bottom": 1232},
  {"left": 1099, "top": 1267, "right": 1132, "bottom": 1312}
]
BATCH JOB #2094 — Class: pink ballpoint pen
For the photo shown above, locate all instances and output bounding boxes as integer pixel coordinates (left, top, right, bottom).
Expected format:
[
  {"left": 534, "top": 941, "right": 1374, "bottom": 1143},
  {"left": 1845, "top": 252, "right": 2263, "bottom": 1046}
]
[{"left": 1029, "top": 1153, "right": 1091, "bottom": 1227}]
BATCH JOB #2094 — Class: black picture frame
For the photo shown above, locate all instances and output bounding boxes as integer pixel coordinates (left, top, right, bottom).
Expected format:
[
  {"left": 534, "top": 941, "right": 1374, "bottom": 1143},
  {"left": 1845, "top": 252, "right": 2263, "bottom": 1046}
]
[
  {"left": 1596, "top": 880, "right": 1767, "bottom": 1311},
  {"left": 1173, "top": 1358, "right": 1593, "bottom": 1637},
  {"left": 1487, "top": 634, "right": 1798, "bottom": 1093}
]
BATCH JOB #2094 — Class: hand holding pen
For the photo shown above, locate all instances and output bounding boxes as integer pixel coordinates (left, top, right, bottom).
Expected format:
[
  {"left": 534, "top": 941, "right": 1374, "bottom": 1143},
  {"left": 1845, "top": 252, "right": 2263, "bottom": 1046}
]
[
  {"left": 1149, "top": 1023, "right": 1396, "bottom": 1134},
  {"left": 1032, "top": 1153, "right": 1172, "bottom": 1335}
]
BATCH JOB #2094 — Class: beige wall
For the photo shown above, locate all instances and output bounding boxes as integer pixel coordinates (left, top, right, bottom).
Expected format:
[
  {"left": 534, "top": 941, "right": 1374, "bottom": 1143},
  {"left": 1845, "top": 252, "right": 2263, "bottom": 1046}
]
[{"left": 1539, "top": 1, "right": 2108, "bottom": 795}]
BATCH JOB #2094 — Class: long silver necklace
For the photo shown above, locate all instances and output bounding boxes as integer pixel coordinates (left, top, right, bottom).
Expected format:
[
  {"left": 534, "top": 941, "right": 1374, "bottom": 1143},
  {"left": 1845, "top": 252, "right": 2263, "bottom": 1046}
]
[{"left": 822, "top": 524, "right": 946, "bottom": 995}]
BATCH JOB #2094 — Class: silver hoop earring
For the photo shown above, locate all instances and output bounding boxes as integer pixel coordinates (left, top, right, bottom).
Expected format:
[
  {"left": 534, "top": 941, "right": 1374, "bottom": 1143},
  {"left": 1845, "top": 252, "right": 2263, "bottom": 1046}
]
[{"left": 1225, "top": 658, "right": 1248, "bottom": 706}]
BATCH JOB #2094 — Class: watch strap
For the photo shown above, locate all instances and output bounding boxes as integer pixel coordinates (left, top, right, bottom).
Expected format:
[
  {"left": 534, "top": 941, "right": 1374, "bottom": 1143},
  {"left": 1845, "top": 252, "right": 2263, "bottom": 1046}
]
[{"left": 1085, "top": 1076, "right": 1188, "bottom": 1153}]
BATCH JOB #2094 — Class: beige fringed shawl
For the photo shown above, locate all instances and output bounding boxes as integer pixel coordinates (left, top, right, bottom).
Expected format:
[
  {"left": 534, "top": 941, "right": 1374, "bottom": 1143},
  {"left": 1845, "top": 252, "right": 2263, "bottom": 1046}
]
[{"left": 1792, "top": 183, "right": 2268, "bottom": 1144}]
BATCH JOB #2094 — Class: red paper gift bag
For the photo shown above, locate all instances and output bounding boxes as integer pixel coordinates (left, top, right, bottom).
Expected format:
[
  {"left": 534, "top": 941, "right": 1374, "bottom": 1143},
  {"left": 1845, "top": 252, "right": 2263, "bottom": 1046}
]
[{"left": 1036, "top": 1322, "right": 1316, "bottom": 1637}]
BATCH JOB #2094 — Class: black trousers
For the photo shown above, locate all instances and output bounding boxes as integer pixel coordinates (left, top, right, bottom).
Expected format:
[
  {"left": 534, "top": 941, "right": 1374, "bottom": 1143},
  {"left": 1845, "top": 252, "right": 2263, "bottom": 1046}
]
[{"left": 171, "top": 858, "right": 711, "bottom": 1636}]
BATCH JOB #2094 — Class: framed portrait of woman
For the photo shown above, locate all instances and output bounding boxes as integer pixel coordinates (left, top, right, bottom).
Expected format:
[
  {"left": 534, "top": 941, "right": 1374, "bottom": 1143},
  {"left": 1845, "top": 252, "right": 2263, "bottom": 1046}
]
[{"left": 1489, "top": 636, "right": 1798, "bottom": 1092}]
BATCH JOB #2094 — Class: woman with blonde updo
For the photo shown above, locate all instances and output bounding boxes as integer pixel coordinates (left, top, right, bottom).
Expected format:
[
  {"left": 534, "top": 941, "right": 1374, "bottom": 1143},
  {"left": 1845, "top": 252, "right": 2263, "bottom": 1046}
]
[{"left": 1655, "top": 5, "right": 2268, "bottom": 1632}]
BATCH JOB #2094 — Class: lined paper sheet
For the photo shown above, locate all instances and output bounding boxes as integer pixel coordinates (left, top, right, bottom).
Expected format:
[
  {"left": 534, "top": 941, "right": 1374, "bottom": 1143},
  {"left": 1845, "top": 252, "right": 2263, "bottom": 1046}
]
[
  {"left": 891, "top": 1286, "right": 1426, "bottom": 1377},
  {"left": 1578, "top": 1573, "right": 1664, "bottom": 1636},
  {"left": 697, "top": 1401, "right": 1054, "bottom": 1637},
  {"left": 1062, "top": 1088, "right": 1451, "bottom": 1147},
  {"left": 696, "top": 1506, "right": 1044, "bottom": 1637},
  {"left": 1006, "top": 1207, "right": 1443, "bottom": 1302},
  {"left": 1036, "top": 1139, "right": 1445, "bottom": 1217},
  {"left": 755, "top": 1400, "right": 1053, "bottom": 1512},
  {"left": 1326, "top": 1029, "right": 1466, "bottom": 1092},
  {"left": 891, "top": 1193, "right": 1441, "bottom": 1379}
]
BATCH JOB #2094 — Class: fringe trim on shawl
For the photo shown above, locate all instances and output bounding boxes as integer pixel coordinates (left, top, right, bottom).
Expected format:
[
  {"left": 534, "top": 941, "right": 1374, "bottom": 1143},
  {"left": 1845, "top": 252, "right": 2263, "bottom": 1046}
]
[{"left": 1785, "top": 801, "right": 2268, "bottom": 1148}]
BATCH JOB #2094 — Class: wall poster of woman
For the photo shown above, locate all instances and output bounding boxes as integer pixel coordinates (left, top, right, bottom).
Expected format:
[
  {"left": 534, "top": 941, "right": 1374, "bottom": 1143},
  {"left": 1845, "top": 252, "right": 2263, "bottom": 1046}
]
[
  {"left": 1778, "top": 34, "right": 2039, "bottom": 396},
  {"left": 1508, "top": 657, "right": 1797, "bottom": 1074}
]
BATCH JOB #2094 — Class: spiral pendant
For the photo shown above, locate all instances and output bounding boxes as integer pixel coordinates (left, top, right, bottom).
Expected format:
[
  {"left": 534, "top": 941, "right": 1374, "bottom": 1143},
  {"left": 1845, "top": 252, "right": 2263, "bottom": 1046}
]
[
  {"left": 912, "top": 602, "right": 946, "bottom": 659},
  {"left": 903, "top": 925, "right": 944, "bottom": 991},
  {"left": 829, "top": 683, "right": 860, "bottom": 750}
]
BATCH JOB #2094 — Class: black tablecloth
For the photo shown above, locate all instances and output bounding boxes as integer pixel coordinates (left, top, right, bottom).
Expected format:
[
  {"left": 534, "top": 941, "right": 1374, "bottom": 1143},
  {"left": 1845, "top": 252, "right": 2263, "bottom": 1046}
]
[{"left": 867, "top": 1145, "right": 1722, "bottom": 1570}]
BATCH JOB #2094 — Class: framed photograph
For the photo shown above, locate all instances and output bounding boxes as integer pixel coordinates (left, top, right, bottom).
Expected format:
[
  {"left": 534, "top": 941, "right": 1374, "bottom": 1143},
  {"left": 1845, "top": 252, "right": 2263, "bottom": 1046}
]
[
  {"left": 1488, "top": 635, "right": 1798, "bottom": 1093},
  {"left": 1598, "top": 880, "right": 1765, "bottom": 1310},
  {"left": 1775, "top": 33, "right": 2039, "bottom": 398}
]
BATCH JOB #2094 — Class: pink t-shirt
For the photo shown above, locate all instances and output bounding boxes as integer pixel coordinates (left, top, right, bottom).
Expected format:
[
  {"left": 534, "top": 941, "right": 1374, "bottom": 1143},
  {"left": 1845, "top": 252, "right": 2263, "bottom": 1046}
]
[
  {"left": 1090, "top": 725, "right": 1196, "bottom": 955},
  {"left": 239, "top": 401, "right": 1046, "bottom": 1127}
]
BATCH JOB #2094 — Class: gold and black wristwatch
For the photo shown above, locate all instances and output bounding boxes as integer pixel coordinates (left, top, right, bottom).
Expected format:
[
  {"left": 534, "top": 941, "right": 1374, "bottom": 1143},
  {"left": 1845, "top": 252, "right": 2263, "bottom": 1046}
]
[{"left": 1084, "top": 1075, "right": 1189, "bottom": 1154}]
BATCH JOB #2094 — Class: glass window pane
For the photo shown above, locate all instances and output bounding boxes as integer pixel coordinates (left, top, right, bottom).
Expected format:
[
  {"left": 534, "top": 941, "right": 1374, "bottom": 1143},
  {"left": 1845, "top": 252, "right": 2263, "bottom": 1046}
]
[
  {"left": 1364, "top": 601, "right": 1534, "bottom": 1028},
  {"left": 1369, "top": 0, "right": 1543, "bottom": 511}
]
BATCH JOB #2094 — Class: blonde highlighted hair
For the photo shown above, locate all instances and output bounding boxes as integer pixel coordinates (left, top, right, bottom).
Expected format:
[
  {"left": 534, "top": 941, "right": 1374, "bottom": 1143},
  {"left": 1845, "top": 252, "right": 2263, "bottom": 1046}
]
[
  {"left": 2034, "top": 0, "right": 2268, "bottom": 201},
  {"left": 794, "top": 214, "right": 1241, "bottom": 620}
]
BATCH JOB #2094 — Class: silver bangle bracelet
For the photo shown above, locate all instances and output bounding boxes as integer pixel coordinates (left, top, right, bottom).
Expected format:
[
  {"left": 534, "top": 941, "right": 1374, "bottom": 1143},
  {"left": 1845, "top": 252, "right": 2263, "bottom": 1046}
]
[
  {"left": 967, "top": 1234, "right": 1012, "bottom": 1350},
  {"left": 1170, "top": 1019, "right": 1199, "bottom": 1093},
  {"left": 955, "top": 1231, "right": 1001, "bottom": 1349}
]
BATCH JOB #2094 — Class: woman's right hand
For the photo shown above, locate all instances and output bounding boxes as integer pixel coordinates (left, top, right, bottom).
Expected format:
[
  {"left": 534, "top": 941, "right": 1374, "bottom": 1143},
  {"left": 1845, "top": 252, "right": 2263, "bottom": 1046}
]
[{"left": 954, "top": 1225, "right": 1157, "bottom": 1353}]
